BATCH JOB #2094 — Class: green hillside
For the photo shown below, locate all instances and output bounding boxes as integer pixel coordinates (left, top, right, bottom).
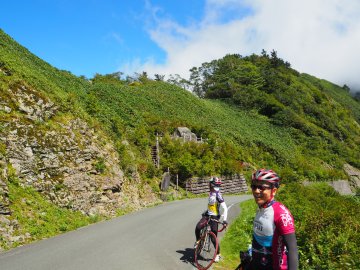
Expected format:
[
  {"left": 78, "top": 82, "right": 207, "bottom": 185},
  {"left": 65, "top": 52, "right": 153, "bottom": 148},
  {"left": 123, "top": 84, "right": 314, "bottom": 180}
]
[
  {"left": 2, "top": 29, "right": 359, "bottom": 182},
  {"left": 1, "top": 29, "right": 360, "bottom": 268},
  {"left": 301, "top": 73, "right": 360, "bottom": 123},
  {"left": 187, "top": 52, "right": 360, "bottom": 175}
]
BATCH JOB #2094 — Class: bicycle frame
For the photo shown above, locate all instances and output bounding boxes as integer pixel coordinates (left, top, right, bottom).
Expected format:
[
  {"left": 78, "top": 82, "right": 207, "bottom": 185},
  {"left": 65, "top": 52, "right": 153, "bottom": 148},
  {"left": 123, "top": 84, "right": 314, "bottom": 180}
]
[{"left": 194, "top": 217, "right": 226, "bottom": 270}]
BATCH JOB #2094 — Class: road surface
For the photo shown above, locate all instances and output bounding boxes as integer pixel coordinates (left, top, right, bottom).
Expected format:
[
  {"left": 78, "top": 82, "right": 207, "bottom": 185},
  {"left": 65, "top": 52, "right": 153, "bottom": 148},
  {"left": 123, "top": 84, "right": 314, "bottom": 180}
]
[{"left": 0, "top": 195, "right": 252, "bottom": 270}]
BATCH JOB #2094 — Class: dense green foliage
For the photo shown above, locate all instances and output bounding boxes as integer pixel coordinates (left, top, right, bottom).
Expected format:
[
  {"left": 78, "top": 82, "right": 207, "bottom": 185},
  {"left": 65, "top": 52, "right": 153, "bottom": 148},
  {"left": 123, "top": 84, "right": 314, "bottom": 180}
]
[
  {"left": 2, "top": 29, "right": 359, "bottom": 185},
  {"left": 189, "top": 52, "right": 360, "bottom": 173},
  {"left": 277, "top": 183, "right": 360, "bottom": 269},
  {"left": 217, "top": 185, "right": 360, "bottom": 270},
  {"left": 83, "top": 80, "right": 301, "bottom": 180}
]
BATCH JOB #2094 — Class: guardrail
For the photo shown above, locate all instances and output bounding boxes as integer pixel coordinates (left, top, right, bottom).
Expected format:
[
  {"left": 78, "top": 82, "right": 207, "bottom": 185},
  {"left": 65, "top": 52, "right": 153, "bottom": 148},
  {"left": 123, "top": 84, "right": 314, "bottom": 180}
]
[{"left": 185, "top": 174, "right": 248, "bottom": 194}]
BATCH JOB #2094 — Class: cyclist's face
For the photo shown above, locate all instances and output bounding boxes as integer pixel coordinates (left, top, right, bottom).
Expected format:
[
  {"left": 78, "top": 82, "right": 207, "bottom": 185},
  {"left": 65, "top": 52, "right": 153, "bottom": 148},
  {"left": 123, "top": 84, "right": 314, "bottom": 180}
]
[{"left": 251, "top": 182, "right": 277, "bottom": 206}]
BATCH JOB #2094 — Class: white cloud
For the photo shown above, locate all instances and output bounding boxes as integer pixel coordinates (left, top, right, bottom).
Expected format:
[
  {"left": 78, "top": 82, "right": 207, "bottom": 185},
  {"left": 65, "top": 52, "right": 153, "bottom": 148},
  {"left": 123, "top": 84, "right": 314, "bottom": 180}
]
[{"left": 124, "top": 0, "right": 360, "bottom": 90}]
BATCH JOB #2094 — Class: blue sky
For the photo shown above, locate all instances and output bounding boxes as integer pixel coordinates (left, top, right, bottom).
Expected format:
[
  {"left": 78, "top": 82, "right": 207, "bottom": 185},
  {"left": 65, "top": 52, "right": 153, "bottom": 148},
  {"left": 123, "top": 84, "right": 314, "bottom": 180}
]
[{"left": 1, "top": 0, "right": 360, "bottom": 90}]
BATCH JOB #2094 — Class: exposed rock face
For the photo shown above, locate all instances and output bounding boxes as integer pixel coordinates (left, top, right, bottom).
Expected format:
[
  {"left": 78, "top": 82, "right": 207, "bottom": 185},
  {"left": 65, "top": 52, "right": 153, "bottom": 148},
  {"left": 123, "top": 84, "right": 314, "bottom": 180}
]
[
  {"left": 0, "top": 165, "right": 10, "bottom": 215},
  {"left": 343, "top": 163, "right": 360, "bottom": 190},
  {"left": 303, "top": 164, "right": 360, "bottom": 195},
  {"left": 7, "top": 118, "right": 127, "bottom": 215},
  {"left": 0, "top": 83, "right": 160, "bottom": 249},
  {"left": 328, "top": 180, "right": 354, "bottom": 195},
  {"left": 328, "top": 164, "right": 360, "bottom": 195}
]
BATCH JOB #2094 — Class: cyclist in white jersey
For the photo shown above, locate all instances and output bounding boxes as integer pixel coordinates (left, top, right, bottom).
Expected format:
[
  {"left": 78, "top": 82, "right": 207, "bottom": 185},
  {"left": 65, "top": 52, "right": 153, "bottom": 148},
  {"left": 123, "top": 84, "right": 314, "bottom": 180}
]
[{"left": 194, "top": 176, "right": 228, "bottom": 263}]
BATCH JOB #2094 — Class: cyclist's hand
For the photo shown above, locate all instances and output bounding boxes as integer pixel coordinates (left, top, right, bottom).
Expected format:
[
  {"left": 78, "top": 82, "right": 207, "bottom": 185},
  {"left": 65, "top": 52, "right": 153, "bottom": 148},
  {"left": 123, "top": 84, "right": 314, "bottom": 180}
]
[{"left": 223, "top": 221, "right": 228, "bottom": 227}]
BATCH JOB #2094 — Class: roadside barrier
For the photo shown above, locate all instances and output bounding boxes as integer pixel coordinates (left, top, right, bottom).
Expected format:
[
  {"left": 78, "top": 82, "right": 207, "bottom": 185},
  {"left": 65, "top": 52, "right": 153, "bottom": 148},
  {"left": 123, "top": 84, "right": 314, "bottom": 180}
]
[{"left": 185, "top": 174, "right": 248, "bottom": 194}]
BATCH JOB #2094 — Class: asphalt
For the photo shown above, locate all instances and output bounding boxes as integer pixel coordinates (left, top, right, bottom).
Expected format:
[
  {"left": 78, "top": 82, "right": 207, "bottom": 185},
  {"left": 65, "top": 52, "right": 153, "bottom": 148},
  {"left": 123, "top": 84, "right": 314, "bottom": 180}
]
[{"left": 0, "top": 194, "right": 252, "bottom": 270}]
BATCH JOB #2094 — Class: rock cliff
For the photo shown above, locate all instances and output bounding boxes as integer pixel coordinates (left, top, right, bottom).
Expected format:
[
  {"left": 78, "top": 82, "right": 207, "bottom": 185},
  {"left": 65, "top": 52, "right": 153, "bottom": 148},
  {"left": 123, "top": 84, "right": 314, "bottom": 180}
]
[{"left": 0, "top": 82, "right": 160, "bottom": 249}]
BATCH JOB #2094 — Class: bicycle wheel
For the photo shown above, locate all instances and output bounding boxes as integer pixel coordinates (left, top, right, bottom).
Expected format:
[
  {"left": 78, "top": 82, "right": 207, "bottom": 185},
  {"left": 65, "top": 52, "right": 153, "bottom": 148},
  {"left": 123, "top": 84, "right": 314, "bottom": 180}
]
[{"left": 194, "top": 231, "right": 218, "bottom": 270}]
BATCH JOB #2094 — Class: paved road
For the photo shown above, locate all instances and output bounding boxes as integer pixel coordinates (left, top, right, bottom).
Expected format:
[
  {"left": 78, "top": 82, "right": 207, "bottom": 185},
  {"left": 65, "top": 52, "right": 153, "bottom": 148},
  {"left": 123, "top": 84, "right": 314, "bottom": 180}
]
[{"left": 0, "top": 195, "right": 252, "bottom": 270}]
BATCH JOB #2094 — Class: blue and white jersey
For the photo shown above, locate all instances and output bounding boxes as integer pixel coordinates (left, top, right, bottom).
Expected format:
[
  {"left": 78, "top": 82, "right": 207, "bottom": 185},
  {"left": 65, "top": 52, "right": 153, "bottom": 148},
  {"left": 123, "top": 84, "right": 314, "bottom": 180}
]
[
  {"left": 253, "top": 203, "right": 276, "bottom": 248},
  {"left": 252, "top": 201, "right": 296, "bottom": 270}
]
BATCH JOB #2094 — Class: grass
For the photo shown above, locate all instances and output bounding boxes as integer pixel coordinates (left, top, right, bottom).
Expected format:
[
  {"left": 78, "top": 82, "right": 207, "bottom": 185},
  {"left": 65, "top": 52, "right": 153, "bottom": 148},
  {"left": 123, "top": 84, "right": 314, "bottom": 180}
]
[
  {"left": 2, "top": 178, "right": 101, "bottom": 250},
  {"left": 214, "top": 198, "right": 256, "bottom": 269}
]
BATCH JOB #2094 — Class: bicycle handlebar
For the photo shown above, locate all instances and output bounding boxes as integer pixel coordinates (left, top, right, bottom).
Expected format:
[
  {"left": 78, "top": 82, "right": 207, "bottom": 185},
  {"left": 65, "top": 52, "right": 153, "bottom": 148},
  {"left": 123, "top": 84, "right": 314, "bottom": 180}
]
[{"left": 208, "top": 217, "right": 227, "bottom": 232}]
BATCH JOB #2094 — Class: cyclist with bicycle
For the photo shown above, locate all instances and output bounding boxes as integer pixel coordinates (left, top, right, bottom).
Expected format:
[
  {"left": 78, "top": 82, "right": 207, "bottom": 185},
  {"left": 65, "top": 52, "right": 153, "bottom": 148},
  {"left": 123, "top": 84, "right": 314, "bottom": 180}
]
[
  {"left": 242, "top": 168, "right": 298, "bottom": 270},
  {"left": 194, "top": 176, "right": 228, "bottom": 263}
]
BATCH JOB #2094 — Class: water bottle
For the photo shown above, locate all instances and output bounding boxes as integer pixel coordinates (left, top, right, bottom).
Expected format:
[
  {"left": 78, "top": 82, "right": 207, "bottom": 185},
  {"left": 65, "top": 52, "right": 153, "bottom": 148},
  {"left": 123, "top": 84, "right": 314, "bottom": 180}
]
[{"left": 247, "top": 244, "right": 252, "bottom": 256}]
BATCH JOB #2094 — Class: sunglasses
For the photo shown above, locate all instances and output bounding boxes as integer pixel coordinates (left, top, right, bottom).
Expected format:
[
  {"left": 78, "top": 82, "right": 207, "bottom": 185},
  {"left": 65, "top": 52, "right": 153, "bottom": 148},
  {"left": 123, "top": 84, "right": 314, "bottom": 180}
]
[{"left": 251, "top": 184, "right": 272, "bottom": 191}]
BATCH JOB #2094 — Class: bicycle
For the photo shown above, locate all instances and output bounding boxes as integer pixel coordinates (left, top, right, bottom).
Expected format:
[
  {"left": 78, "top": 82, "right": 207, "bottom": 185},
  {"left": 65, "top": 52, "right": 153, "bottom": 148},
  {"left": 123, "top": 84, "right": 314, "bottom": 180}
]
[
  {"left": 194, "top": 217, "right": 226, "bottom": 270},
  {"left": 234, "top": 250, "right": 252, "bottom": 270}
]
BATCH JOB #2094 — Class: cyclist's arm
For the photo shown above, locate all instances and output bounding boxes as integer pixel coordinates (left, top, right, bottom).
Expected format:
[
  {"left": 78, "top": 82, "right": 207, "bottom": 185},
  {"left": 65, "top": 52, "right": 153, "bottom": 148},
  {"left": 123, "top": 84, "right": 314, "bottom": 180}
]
[
  {"left": 283, "top": 233, "right": 298, "bottom": 270},
  {"left": 220, "top": 201, "right": 228, "bottom": 221}
]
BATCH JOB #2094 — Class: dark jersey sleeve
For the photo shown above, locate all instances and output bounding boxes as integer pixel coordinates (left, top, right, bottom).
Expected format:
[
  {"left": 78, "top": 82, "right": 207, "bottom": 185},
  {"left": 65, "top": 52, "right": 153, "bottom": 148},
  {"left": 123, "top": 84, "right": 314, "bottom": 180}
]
[{"left": 283, "top": 233, "right": 299, "bottom": 270}]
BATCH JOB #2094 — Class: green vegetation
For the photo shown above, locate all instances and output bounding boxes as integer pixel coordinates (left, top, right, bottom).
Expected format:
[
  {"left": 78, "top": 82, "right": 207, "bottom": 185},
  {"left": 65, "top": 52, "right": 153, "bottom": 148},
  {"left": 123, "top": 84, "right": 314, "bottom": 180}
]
[
  {"left": 216, "top": 184, "right": 360, "bottom": 270},
  {"left": 188, "top": 52, "right": 360, "bottom": 174},
  {"left": 2, "top": 177, "right": 99, "bottom": 250},
  {"left": 1, "top": 28, "right": 360, "bottom": 267},
  {"left": 217, "top": 198, "right": 256, "bottom": 269},
  {"left": 278, "top": 183, "right": 360, "bottom": 269},
  {"left": 2, "top": 29, "right": 359, "bottom": 185}
]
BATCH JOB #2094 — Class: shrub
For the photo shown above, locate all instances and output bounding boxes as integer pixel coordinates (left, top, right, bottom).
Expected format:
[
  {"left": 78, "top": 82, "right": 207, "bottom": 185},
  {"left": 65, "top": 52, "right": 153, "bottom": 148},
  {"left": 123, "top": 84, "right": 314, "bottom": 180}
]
[
  {"left": 218, "top": 184, "right": 360, "bottom": 270},
  {"left": 277, "top": 183, "right": 360, "bottom": 269}
]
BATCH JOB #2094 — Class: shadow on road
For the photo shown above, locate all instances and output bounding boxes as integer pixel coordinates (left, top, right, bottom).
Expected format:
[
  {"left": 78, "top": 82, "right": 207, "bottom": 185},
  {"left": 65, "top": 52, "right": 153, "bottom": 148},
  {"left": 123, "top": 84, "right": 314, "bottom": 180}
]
[{"left": 176, "top": 248, "right": 196, "bottom": 267}]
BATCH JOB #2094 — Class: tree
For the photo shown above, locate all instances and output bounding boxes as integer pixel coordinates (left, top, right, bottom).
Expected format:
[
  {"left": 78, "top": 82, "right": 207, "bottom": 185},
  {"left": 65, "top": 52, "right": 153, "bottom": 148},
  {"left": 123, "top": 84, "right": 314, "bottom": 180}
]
[
  {"left": 269, "top": 49, "right": 291, "bottom": 68},
  {"left": 261, "top": 49, "right": 268, "bottom": 58},
  {"left": 189, "top": 67, "right": 203, "bottom": 97},
  {"left": 138, "top": 71, "right": 150, "bottom": 83},
  {"left": 167, "top": 74, "right": 190, "bottom": 90},
  {"left": 154, "top": 74, "right": 165, "bottom": 81},
  {"left": 91, "top": 72, "right": 124, "bottom": 83},
  {"left": 342, "top": 84, "right": 350, "bottom": 92}
]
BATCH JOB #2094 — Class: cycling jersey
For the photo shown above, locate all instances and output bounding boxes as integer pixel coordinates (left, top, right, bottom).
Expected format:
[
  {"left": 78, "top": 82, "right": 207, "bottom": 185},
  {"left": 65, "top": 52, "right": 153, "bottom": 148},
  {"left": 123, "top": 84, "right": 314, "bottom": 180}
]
[
  {"left": 207, "top": 190, "right": 225, "bottom": 217},
  {"left": 196, "top": 189, "right": 228, "bottom": 256},
  {"left": 252, "top": 200, "right": 295, "bottom": 270}
]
